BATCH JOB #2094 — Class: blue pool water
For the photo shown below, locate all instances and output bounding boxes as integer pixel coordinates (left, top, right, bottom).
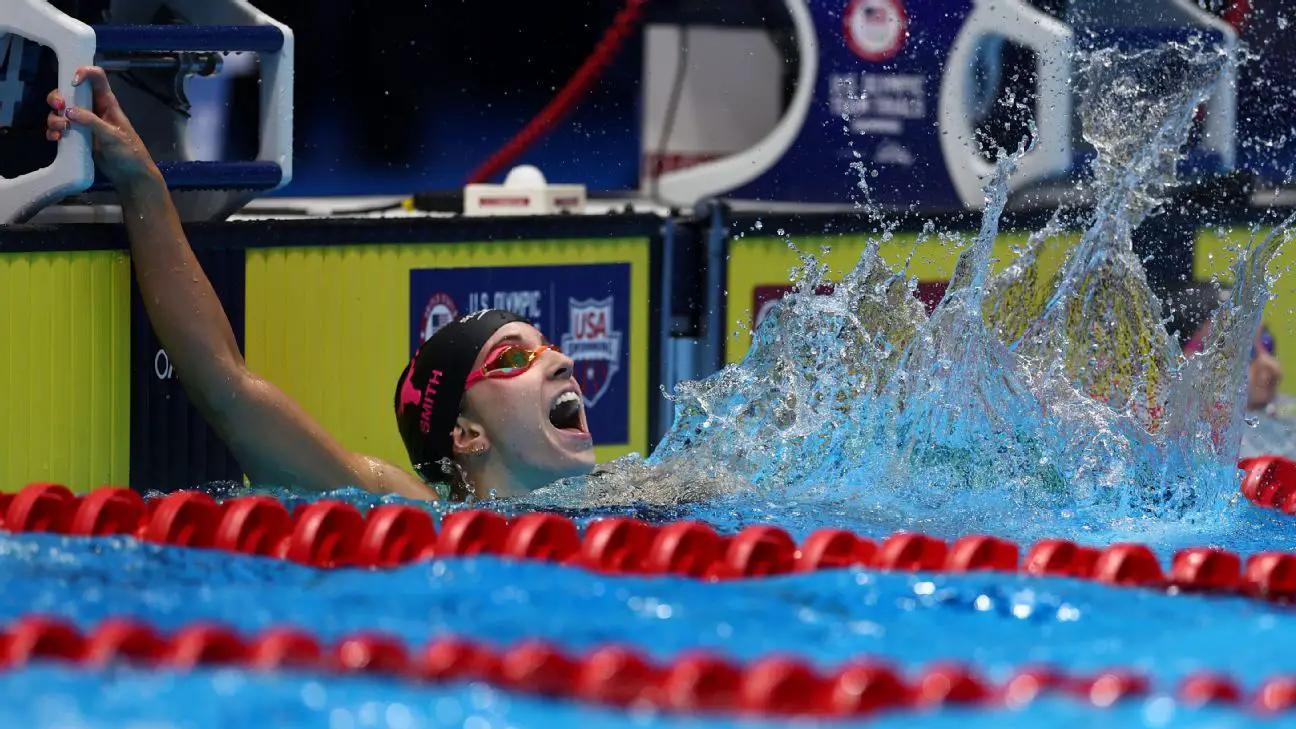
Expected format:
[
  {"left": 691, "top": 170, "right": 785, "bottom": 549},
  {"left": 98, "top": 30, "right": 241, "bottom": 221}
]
[{"left": 1, "top": 507, "right": 1296, "bottom": 728}]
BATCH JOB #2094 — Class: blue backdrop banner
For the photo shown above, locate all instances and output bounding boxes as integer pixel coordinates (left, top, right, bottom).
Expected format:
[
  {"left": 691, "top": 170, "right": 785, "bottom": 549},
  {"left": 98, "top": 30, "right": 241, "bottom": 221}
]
[{"left": 409, "top": 263, "right": 633, "bottom": 445}]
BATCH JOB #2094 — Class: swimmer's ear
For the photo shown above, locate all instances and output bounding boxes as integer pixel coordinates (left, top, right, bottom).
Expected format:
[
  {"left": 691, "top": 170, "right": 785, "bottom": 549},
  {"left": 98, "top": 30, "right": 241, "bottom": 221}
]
[{"left": 451, "top": 416, "right": 490, "bottom": 457}]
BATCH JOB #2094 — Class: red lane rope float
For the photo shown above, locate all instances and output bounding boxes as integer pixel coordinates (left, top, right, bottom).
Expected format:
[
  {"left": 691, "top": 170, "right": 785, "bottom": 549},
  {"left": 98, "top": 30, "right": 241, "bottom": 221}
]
[
  {"left": 1239, "top": 454, "right": 1296, "bottom": 516},
  {"left": 4, "top": 483, "right": 1296, "bottom": 605},
  {"left": 2, "top": 614, "right": 1295, "bottom": 717}
]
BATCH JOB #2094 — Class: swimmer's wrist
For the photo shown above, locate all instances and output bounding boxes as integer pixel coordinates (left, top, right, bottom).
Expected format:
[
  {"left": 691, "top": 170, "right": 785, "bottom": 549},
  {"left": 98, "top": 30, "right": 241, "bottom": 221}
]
[{"left": 114, "top": 163, "right": 165, "bottom": 198}]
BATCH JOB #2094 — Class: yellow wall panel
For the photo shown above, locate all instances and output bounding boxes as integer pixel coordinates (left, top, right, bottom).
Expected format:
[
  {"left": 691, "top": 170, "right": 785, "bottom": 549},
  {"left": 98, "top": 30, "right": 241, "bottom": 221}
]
[{"left": 0, "top": 251, "right": 131, "bottom": 492}]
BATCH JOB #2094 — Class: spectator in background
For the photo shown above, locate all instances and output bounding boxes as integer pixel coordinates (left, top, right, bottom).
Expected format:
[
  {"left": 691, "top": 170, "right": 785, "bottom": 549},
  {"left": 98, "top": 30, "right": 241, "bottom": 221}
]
[{"left": 1165, "top": 281, "right": 1296, "bottom": 458}]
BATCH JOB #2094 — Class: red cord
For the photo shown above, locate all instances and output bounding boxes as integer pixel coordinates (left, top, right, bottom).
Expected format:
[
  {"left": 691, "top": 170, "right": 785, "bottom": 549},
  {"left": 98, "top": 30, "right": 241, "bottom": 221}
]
[
  {"left": 1223, "top": 0, "right": 1251, "bottom": 32},
  {"left": 465, "top": 0, "right": 652, "bottom": 185}
]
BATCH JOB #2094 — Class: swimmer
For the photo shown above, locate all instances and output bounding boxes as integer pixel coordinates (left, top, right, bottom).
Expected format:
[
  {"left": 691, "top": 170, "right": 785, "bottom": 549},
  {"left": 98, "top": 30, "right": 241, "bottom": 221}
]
[
  {"left": 1171, "top": 282, "right": 1284, "bottom": 413},
  {"left": 1186, "top": 322, "right": 1284, "bottom": 413},
  {"left": 44, "top": 66, "right": 596, "bottom": 501}
]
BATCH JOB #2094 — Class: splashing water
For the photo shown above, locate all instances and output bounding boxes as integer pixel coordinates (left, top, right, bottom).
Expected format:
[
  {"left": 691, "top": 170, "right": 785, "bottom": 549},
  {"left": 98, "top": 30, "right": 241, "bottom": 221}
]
[
  {"left": 540, "top": 36, "right": 1296, "bottom": 543},
  {"left": 986, "top": 38, "right": 1238, "bottom": 519}
]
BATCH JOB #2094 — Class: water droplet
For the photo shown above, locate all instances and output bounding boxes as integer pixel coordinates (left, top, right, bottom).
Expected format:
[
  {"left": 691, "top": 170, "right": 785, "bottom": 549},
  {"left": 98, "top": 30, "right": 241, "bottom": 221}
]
[{"left": 301, "top": 682, "right": 327, "bottom": 710}]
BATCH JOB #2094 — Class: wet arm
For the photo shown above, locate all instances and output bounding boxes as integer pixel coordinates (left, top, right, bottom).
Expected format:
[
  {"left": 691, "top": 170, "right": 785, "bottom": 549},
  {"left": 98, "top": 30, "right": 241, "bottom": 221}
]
[{"left": 116, "top": 170, "right": 437, "bottom": 499}]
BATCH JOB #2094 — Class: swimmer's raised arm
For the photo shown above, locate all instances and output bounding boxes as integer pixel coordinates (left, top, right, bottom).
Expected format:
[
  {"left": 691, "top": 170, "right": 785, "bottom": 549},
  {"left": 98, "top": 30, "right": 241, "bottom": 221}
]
[{"left": 47, "top": 66, "right": 437, "bottom": 500}]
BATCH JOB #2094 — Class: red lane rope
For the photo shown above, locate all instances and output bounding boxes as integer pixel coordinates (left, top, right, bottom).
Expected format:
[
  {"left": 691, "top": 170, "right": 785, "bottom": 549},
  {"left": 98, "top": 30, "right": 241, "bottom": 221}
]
[
  {"left": 1239, "top": 455, "right": 1296, "bottom": 516},
  {"left": 2, "top": 613, "right": 1294, "bottom": 716},
  {"left": 2, "top": 467, "right": 1296, "bottom": 604},
  {"left": 464, "top": 0, "right": 651, "bottom": 184}
]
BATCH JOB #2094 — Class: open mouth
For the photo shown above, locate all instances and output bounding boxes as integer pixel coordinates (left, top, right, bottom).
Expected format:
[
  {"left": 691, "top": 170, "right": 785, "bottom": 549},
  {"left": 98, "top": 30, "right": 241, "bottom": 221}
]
[{"left": 549, "top": 391, "right": 585, "bottom": 432}]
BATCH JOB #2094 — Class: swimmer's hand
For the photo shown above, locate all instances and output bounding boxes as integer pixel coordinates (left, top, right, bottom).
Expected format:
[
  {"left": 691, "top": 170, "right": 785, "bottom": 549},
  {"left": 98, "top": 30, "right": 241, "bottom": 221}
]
[{"left": 46, "top": 66, "right": 158, "bottom": 186}]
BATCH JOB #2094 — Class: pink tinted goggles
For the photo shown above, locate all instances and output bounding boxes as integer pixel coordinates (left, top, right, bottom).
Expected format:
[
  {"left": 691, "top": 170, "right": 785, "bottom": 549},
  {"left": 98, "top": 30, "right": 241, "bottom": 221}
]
[{"left": 464, "top": 343, "right": 561, "bottom": 390}]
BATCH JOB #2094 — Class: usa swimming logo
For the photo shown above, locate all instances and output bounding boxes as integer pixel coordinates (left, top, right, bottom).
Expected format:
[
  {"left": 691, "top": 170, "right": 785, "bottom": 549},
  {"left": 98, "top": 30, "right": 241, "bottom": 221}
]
[
  {"left": 561, "top": 297, "right": 623, "bottom": 408},
  {"left": 418, "top": 292, "right": 459, "bottom": 346}
]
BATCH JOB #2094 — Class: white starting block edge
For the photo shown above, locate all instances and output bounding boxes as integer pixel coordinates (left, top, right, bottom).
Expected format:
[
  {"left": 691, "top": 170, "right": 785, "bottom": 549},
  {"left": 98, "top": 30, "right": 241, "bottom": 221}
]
[{"left": 0, "top": 0, "right": 294, "bottom": 225}]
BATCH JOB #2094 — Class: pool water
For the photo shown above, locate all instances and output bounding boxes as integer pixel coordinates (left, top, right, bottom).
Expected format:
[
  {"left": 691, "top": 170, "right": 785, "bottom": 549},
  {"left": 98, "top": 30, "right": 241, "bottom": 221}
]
[{"left": 1, "top": 511, "right": 1295, "bottom": 728}]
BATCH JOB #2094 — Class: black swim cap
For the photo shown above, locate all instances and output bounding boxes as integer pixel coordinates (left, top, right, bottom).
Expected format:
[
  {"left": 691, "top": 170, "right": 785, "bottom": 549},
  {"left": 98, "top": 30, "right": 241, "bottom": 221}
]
[{"left": 394, "top": 309, "right": 528, "bottom": 483}]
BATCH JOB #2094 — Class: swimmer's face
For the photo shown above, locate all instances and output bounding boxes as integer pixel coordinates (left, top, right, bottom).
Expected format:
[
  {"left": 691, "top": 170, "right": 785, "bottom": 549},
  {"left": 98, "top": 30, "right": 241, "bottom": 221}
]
[{"left": 459, "top": 322, "right": 596, "bottom": 491}]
